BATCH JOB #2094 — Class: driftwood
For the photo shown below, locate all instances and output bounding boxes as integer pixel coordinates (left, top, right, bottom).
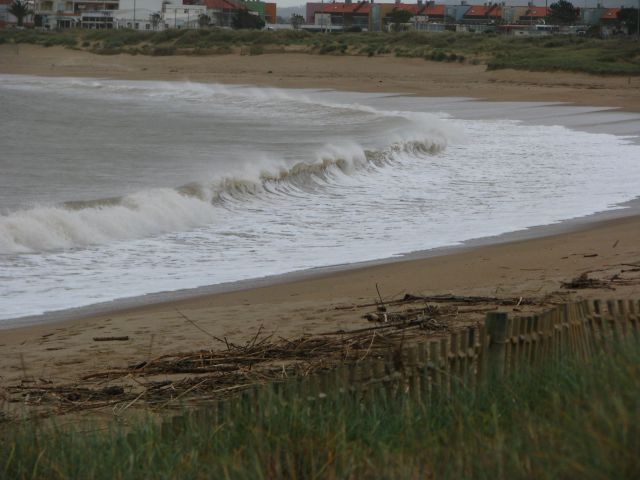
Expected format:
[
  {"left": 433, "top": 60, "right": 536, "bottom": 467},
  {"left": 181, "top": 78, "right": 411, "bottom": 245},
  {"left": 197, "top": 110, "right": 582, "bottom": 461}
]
[
  {"left": 562, "top": 273, "right": 612, "bottom": 290},
  {"left": 92, "top": 336, "right": 130, "bottom": 342},
  {"left": 7, "top": 321, "right": 447, "bottom": 418},
  {"left": 336, "top": 293, "right": 535, "bottom": 311}
]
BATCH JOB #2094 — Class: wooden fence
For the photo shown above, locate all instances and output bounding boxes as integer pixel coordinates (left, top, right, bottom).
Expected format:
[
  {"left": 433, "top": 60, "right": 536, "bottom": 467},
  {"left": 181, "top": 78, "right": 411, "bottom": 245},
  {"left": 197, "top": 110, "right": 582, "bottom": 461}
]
[
  {"left": 282, "top": 299, "right": 640, "bottom": 402},
  {"left": 166, "top": 299, "right": 640, "bottom": 432}
]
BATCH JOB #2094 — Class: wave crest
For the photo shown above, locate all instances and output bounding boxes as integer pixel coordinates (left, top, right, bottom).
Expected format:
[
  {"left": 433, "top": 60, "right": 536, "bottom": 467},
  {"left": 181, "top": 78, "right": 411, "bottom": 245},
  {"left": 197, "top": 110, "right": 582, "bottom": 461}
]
[{"left": 0, "top": 136, "right": 447, "bottom": 254}]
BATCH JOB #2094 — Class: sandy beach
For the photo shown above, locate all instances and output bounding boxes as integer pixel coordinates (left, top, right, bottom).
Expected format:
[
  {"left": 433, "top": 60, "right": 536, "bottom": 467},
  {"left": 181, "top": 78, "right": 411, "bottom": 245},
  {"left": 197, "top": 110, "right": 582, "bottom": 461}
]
[
  {"left": 2, "top": 44, "right": 640, "bottom": 111},
  {"left": 1, "top": 45, "right": 640, "bottom": 416}
]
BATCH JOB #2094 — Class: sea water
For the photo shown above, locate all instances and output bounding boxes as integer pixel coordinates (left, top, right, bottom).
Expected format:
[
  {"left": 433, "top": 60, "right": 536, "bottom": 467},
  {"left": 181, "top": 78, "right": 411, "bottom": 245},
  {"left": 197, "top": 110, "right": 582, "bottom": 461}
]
[{"left": 1, "top": 75, "right": 639, "bottom": 323}]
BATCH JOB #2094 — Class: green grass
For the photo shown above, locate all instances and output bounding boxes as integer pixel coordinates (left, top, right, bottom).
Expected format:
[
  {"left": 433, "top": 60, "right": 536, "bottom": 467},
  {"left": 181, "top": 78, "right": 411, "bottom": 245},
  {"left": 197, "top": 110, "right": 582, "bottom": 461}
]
[
  {"left": 2, "top": 340, "right": 640, "bottom": 479},
  {"left": 1, "top": 28, "right": 638, "bottom": 74}
]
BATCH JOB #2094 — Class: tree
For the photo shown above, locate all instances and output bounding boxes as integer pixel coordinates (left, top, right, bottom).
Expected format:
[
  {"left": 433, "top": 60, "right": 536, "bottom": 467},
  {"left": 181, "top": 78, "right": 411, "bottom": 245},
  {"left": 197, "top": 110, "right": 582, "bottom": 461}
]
[
  {"left": 198, "top": 13, "right": 210, "bottom": 29},
  {"left": 618, "top": 8, "right": 639, "bottom": 34},
  {"left": 232, "top": 9, "right": 265, "bottom": 29},
  {"left": 9, "top": 0, "right": 32, "bottom": 27},
  {"left": 290, "top": 13, "right": 304, "bottom": 29},
  {"left": 548, "top": 0, "right": 579, "bottom": 25},
  {"left": 149, "top": 12, "right": 162, "bottom": 30},
  {"left": 389, "top": 9, "right": 413, "bottom": 32}
]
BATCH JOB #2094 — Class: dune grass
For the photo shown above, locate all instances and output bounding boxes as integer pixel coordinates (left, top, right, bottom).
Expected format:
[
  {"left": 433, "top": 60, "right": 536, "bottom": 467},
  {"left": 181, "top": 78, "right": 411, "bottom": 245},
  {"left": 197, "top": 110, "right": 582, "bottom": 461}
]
[
  {"left": 1, "top": 28, "right": 639, "bottom": 74},
  {"left": 2, "top": 339, "right": 639, "bottom": 479}
]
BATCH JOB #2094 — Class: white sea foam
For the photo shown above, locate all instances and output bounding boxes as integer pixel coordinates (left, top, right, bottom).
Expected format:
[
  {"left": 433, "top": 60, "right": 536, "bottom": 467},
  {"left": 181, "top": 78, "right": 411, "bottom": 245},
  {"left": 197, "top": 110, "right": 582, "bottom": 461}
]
[
  {"left": 0, "top": 134, "right": 449, "bottom": 254},
  {"left": 1, "top": 76, "right": 639, "bottom": 322}
]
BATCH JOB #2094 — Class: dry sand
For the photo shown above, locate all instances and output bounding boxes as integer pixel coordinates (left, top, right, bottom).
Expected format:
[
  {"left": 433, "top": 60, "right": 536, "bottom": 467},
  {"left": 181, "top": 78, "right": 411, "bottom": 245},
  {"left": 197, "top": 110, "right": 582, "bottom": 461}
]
[
  {"left": 1, "top": 45, "right": 640, "bottom": 414},
  {"left": 2, "top": 44, "right": 640, "bottom": 111}
]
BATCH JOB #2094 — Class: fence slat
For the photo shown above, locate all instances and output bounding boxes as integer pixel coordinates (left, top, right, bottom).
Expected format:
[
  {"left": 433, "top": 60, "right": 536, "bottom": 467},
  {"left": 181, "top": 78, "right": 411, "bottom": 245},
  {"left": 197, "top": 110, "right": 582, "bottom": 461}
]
[
  {"left": 477, "top": 323, "right": 487, "bottom": 382},
  {"left": 322, "top": 298, "right": 639, "bottom": 405},
  {"left": 512, "top": 316, "right": 521, "bottom": 372},
  {"left": 486, "top": 312, "right": 509, "bottom": 380},
  {"left": 629, "top": 300, "right": 639, "bottom": 341},
  {"left": 429, "top": 340, "right": 441, "bottom": 400}
]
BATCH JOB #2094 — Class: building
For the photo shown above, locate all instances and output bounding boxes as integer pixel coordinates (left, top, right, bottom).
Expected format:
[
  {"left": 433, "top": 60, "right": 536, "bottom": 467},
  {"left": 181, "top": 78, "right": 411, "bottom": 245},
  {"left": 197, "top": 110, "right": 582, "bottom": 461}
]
[
  {"left": 600, "top": 7, "right": 621, "bottom": 23},
  {"left": 200, "top": 0, "right": 243, "bottom": 27},
  {"left": 320, "top": 0, "right": 371, "bottom": 29},
  {"left": 243, "top": 0, "right": 276, "bottom": 23},
  {"left": 305, "top": 1, "right": 323, "bottom": 24},
  {"left": 518, "top": 5, "right": 548, "bottom": 24},
  {"left": 162, "top": 3, "right": 206, "bottom": 28},
  {"left": 35, "top": 0, "right": 79, "bottom": 29},
  {"left": 462, "top": 3, "right": 502, "bottom": 25},
  {"left": 0, "top": 0, "right": 13, "bottom": 28}
]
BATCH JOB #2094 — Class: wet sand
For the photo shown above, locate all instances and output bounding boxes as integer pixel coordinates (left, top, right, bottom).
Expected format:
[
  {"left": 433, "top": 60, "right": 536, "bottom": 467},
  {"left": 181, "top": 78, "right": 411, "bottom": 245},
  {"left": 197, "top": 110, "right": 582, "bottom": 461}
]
[{"left": 1, "top": 45, "right": 639, "bottom": 406}]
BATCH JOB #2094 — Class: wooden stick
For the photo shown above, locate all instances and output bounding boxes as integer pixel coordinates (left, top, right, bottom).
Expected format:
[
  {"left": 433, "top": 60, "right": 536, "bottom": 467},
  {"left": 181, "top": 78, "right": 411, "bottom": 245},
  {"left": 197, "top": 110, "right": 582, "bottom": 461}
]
[{"left": 92, "top": 336, "right": 129, "bottom": 342}]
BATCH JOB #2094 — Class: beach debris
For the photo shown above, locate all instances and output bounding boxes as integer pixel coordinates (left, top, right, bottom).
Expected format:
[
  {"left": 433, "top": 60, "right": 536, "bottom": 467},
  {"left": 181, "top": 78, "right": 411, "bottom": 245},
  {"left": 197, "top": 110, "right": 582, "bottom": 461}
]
[
  {"left": 93, "top": 336, "right": 130, "bottom": 342},
  {"left": 375, "top": 283, "right": 387, "bottom": 313},
  {"left": 561, "top": 273, "right": 611, "bottom": 290},
  {"left": 561, "top": 253, "right": 599, "bottom": 259},
  {"left": 338, "top": 293, "right": 535, "bottom": 311},
  {"left": 6, "top": 323, "right": 450, "bottom": 418},
  {"left": 102, "top": 386, "right": 125, "bottom": 396}
]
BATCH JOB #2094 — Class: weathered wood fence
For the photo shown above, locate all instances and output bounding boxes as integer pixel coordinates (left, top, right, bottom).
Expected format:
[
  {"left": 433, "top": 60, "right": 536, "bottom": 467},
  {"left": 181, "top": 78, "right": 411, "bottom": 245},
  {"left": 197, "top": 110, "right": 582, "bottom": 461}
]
[
  {"left": 285, "top": 299, "right": 640, "bottom": 401},
  {"left": 167, "top": 299, "right": 640, "bottom": 432}
]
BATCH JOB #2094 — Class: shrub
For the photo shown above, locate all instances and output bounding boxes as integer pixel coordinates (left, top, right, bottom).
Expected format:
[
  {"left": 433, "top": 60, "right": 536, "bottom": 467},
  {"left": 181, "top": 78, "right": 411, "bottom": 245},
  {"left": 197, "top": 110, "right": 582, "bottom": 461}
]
[{"left": 151, "top": 45, "right": 176, "bottom": 56}]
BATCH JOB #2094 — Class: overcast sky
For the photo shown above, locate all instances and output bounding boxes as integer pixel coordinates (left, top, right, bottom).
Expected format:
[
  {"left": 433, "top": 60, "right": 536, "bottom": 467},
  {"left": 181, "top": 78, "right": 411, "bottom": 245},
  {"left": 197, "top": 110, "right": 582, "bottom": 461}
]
[{"left": 276, "top": 0, "right": 639, "bottom": 9}]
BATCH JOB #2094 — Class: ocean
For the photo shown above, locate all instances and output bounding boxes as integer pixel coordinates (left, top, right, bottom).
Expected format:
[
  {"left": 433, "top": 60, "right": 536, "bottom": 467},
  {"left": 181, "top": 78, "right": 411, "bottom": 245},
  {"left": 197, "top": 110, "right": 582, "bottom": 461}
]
[{"left": 1, "top": 74, "right": 639, "bottom": 324}]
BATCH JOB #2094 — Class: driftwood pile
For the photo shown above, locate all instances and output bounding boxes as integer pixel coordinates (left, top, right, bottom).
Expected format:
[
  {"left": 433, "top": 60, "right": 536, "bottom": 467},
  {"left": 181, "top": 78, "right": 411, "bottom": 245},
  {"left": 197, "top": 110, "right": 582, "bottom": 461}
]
[
  {"left": 5, "top": 293, "right": 551, "bottom": 419},
  {"left": 561, "top": 264, "right": 640, "bottom": 290},
  {"left": 6, "top": 312, "right": 450, "bottom": 417},
  {"left": 562, "top": 273, "right": 612, "bottom": 290}
]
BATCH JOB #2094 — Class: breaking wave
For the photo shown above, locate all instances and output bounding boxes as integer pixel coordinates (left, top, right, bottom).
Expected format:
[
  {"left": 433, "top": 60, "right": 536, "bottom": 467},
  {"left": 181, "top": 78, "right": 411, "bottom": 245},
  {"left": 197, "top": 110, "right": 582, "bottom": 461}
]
[{"left": 0, "top": 134, "right": 449, "bottom": 254}]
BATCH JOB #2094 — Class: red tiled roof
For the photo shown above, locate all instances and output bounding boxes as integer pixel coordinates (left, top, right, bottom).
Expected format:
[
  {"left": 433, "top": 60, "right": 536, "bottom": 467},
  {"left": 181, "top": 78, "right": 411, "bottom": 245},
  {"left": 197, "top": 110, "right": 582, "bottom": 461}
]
[
  {"left": 464, "top": 4, "right": 502, "bottom": 18},
  {"left": 321, "top": 1, "right": 371, "bottom": 14},
  {"left": 421, "top": 4, "right": 445, "bottom": 16},
  {"left": 390, "top": 4, "right": 445, "bottom": 17},
  {"left": 601, "top": 8, "right": 620, "bottom": 20},
  {"left": 523, "top": 7, "right": 549, "bottom": 18}
]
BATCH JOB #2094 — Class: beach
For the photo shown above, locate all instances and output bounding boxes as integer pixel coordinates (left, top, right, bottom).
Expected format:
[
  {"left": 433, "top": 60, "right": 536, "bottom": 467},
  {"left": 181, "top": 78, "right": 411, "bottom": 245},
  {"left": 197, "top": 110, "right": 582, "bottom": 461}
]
[
  {"left": 2, "top": 44, "right": 640, "bottom": 110},
  {"left": 1, "top": 45, "right": 639, "bottom": 412}
]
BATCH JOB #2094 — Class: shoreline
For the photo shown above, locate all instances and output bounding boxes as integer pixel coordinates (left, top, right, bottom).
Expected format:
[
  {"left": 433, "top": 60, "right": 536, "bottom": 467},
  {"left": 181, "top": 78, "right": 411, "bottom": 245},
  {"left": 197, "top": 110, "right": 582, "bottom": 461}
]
[
  {"left": 1, "top": 46, "right": 640, "bottom": 401},
  {"left": 2, "top": 205, "right": 639, "bottom": 390},
  {"left": 3, "top": 196, "right": 640, "bottom": 331}
]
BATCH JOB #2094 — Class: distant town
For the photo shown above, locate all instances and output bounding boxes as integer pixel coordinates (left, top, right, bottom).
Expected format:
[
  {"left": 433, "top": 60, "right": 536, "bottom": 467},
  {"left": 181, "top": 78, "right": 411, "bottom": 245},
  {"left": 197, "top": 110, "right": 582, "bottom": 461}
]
[{"left": 0, "top": 0, "right": 638, "bottom": 36}]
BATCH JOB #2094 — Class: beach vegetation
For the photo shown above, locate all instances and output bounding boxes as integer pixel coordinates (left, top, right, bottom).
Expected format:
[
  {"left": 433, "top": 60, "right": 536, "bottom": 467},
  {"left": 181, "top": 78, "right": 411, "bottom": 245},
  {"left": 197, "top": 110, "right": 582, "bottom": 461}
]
[
  {"left": 8, "top": 0, "right": 31, "bottom": 27},
  {"left": 548, "top": 0, "right": 580, "bottom": 25},
  {"left": 0, "top": 28, "right": 638, "bottom": 75},
  {"left": 150, "top": 12, "right": 162, "bottom": 31},
  {"left": 389, "top": 9, "right": 413, "bottom": 32},
  {"left": 290, "top": 13, "right": 305, "bottom": 30},
  {"left": 198, "top": 14, "right": 211, "bottom": 29},
  {"left": 232, "top": 10, "right": 265, "bottom": 30},
  {"left": 2, "top": 338, "right": 639, "bottom": 479},
  {"left": 619, "top": 8, "right": 640, "bottom": 32}
]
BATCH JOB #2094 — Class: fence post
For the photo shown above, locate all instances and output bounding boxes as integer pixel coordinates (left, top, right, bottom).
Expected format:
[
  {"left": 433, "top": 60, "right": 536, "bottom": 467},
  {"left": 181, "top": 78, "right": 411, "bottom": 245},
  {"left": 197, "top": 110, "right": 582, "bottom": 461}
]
[{"left": 485, "top": 311, "right": 509, "bottom": 381}]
